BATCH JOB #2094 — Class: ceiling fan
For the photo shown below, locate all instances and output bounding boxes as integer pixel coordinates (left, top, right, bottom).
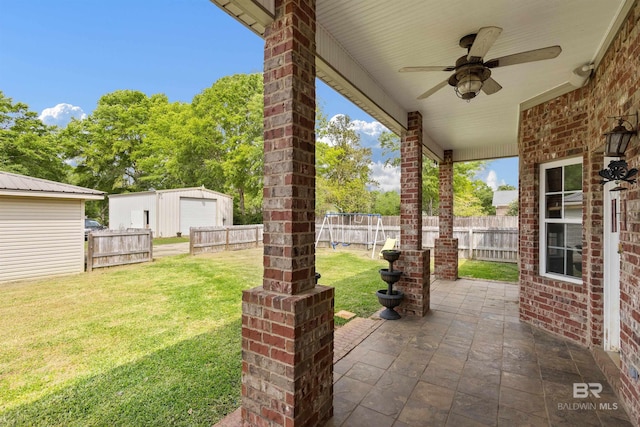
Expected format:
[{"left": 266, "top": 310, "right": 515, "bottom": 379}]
[{"left": 399, "top": 27, "right": 561, "bottom": 101}]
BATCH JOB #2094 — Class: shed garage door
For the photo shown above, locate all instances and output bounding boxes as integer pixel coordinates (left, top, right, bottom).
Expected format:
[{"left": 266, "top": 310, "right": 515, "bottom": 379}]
[{"left": 180, "top": 197, "right": 217, "bottom": 235}]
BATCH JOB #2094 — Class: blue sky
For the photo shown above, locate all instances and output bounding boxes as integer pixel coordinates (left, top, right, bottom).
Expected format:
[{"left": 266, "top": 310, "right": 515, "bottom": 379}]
[{"left": 0, "top": 0, "right": 517, "bottom": 190}]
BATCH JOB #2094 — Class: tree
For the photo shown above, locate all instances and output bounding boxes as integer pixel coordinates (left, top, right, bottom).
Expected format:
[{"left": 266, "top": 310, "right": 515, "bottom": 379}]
[
  {"left": 316, "top": 114, "right": 374, "bottom": 213},
  {"left": 379, "top": 130, "right": 400, "bottom": 168},
  {"left": 0, "top": 91, "right": 69, "bottom": 182},
  {"left": 497, "top": 184, "right": 516, "bottom": 191},
  {"left": 63, "top": 90, "right": 153, "bottom": 194},
  {"left": 377, "top": 130, "right": 493, "bottom": 216},
  {"left": 473, "top": 180, "right": 496, "bottom": 215},
  {"left": 506, "top": 198, "right": 519, "bottom": 216},
  {"left": 137, "top": 94, "right": 192, "bottom": 190},
  {"left": 371, "top": 190, "right": 400, "bottom": 215},
  {"left": 189, "top": 74, "right": 264, "bottom": 224}
]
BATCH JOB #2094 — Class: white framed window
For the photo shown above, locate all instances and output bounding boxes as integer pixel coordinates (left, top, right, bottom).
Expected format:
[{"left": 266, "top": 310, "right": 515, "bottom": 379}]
[{"left": 539, "top": 157, "right": 583, "bottom": 284}]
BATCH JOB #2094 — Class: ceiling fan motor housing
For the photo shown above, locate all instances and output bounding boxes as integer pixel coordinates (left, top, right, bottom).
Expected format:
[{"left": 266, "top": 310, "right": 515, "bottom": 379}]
[{"left": 448, "top": 55, "right": 492, "bottom": 99}]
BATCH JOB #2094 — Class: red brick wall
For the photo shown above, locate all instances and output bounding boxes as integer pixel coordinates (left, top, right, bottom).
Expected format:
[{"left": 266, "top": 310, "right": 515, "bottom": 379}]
[
  {"left": 400, "top": 111, "right": 423, "bottom": 250},
  {"left": 519, "top": 2, "right": 640, "bottom": 422},
  {"left": 242, "top": 286, "right": 334, "bottom": 426},
  {"left": 397, "top": 111, "right": 430, "bottom": 316},
  {"left": 519, "top": 90, "right": 590, "bottom": 344},
  {"left": 262, "top": 0, "right": 317, "bottom": 295},
  {"left": 435, "top": 150, "right": 458, "bottom": 280},
  {"left": 242, "top": 0, "right": 335, "bottom": 426},
  {"left": 438, "top": 150, "right": 454, "bottom": 238}
]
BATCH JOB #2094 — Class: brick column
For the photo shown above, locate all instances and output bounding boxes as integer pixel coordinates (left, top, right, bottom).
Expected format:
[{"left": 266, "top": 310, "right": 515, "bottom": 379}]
[
  {"left": 241, "top": 1, "right": 334, "bottom": 426},
  {"left": 396, "top": 111, "right": 430, "bottom": 316},
  {"left": 435, "top": 150, "right": 458, "bottom": 280}
]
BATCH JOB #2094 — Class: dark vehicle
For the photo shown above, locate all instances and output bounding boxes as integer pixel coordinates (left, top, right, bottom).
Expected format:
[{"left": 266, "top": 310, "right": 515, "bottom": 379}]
[{"left": 84, "top": 219, "right": 106, "bottom": 240}]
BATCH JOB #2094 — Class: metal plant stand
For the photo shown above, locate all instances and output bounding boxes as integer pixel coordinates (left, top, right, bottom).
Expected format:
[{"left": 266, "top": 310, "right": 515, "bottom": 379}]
[{"left": 376, "top": 249, "right": 404, "bottom": 320}]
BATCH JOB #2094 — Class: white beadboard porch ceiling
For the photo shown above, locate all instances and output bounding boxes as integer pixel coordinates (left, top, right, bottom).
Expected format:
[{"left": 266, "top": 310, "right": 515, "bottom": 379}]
[{"left": 211, "top": 0, "right": 634, "bottom": 162}]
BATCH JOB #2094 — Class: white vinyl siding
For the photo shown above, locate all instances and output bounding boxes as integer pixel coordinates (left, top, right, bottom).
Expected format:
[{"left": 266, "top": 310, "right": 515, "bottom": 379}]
[
  {"left": 180, "top": 198, "right": 217, "bottom": 235},
  {"left": 0, "top": 197, "right": 84, "bottom": 283}
]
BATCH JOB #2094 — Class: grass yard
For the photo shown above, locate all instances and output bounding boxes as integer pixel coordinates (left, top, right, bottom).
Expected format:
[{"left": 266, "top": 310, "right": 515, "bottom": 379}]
[
  {"left": 0, "top": 247, "right": 384, "bottom": 426},
  {"left": 458, "top": 258, "right": 519, "bottom": 282},
  {"left": 153, "top": 236, "right": 190, "bottom": 245},
  {"left": 0, "top": 246, "right": 517, "bottom": 426}
]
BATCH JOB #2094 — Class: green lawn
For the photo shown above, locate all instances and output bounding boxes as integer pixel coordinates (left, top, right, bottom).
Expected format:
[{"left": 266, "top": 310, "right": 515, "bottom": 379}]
[
  {"left": 458, "top": 259, "right": 519, "bottom": 282},
  {"left": 0, "top": 247, "right": 517, "bottom": 426},
  {"left": 153, "top": 236, "right": 190, "bottom": 245},
  {"left": 0, "top": 248, "right": 384, "bottom": 426}
]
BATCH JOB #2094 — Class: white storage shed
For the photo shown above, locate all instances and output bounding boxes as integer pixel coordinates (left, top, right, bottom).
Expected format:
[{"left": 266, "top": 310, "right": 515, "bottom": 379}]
[
  {"left": 108, "top": 187, "right": 233, "bottom": 237},
  {"left": 0, "top": 171, "right": 105, "bottom": 283}
]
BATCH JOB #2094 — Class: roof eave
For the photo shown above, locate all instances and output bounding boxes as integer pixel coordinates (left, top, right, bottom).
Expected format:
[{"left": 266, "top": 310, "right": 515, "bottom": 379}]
[{"left": 0, "top": 190, "right": 105, "bottom": 200}]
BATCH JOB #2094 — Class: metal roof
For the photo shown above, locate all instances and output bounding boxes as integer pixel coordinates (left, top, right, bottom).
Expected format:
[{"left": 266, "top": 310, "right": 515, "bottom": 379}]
[
  {"left": 211, "top": 0, "right": 635, "bottom": 162},
  {"left": 108, "top": 187, "right": 233, "bottom": 200},
  {"left": 0, "top": 171, "right": 105, "bottom": 200},
  {"left": 492, "top": 190, "right": 518, "bottom": 207}
]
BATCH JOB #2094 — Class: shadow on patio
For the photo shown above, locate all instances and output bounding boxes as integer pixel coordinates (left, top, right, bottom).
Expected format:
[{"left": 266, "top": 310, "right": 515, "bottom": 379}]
[{"left": 328, "top": 278, "right": 632, "bottom": 427}]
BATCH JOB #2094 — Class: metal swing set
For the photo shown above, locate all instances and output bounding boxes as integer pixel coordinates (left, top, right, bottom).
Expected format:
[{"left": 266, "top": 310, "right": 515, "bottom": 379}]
[{"left": 314, "top": 212, "right": 387, "bottom": 258}]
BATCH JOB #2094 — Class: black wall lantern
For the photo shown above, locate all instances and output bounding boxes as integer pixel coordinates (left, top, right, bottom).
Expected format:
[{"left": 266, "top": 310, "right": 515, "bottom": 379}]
[
  {"left": 599, "top": 113, "right": 638, "bottom": 190},
  {"left": 604, "top": 113, "right": 638, "bottom": 157}
]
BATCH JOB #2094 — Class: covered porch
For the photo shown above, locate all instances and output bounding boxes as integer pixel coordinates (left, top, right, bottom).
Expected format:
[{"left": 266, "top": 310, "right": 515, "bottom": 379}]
[
  {"left": 220, "top": 277, "right": 632, "bottom": 426},
  {"left": 210, "top": 0, "right": 640, "bottom": 425},
  {"left": 328, "top": 278, "right": 630, "bottom": 426}
]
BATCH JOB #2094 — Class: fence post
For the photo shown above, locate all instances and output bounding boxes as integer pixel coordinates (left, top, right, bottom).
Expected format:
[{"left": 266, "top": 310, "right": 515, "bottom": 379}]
[
  {"left": 87, "top": 234, "right": 94, "bottom": 272},
  {"left": 189, "top": 228, "right": 194, "bottom": 255},
  {"left": 226, "top": 227, "right": 230, "bottom": 251},
  {"left": 149, "top": 230, "right": 153, "bottom": 261},
  {"left": 468, "top": 228, "right": 474, "bottom": 259},
  {"left": 255, "top": 226, "right": 259, "bottom": 247}
]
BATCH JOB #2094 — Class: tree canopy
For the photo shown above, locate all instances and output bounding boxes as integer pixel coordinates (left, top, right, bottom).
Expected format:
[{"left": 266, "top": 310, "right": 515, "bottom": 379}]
[
  {"left": 2, "top": 75, "right": 513, "bottom": 224},
  {"left": 378, "top": 130, "right": 496, "bottom": 216},
  {"left": 316, "top": 113, "right": 374, "bottom": 214},
  {"left": 0, "top": 91, "right": 69, "bottom": 182}
]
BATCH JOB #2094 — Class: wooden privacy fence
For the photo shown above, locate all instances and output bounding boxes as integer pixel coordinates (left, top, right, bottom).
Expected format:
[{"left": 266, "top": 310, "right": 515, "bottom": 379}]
[
  {"left": 86, "top": 229, "right": 153, "bottom": 271},
  {"left": 315, "top": 216, "right": 518, "bottom": 263},
  {"left": 190, "top": 225, "right": 263, "bottom": 255}
]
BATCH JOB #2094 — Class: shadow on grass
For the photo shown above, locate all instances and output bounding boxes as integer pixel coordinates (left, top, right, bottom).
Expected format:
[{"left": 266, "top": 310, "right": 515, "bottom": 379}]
[{"left": 0, "top": 319, "right": 242, "bottom": 427}]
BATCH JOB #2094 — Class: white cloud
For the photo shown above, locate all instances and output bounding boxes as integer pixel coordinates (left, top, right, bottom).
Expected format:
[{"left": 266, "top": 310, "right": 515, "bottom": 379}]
[
  {"left": 486, "top": 170, "right": 497, "bottom": 190},
  {"left": 39, "top": 103, "right": 86, "bottom": 127},
  {"left": 350, "top": 119, "right": 386, "bottom": 137},
  {"left": 370, "top": 162, "right": 400, "bottom": 193},
  {"left": 485, "top": 169, "right": 506, "bottom": 190}
]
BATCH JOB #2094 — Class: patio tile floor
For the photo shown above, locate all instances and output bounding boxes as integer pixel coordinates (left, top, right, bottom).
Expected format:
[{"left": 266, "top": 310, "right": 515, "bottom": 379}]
[{"left": 326, "top": 278, "right": 633, "bottom": 427}]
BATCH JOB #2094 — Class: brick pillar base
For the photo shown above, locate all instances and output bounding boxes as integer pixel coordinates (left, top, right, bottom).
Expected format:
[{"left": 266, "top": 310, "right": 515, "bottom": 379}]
[
  {"left": 435, "top": 238, "right": 458, "bottom": 280},
  {"left": 241, "top": 286, "right": 334, "bottom": 427},
  {"left": 396, "top": 249, "right": 430, "bottom": 316}
]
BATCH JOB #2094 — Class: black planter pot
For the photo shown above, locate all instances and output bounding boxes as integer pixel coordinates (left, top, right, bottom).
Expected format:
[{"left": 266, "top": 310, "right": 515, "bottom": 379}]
[
  {"left": 377, "top": 250, "right": 404, "bottom": 320},
  {"left": 379, "top": 268, "right": 402, "bottom": 288},
  {"left": 376, "top": 289, "right": 404, "bottom": 320},
  {"left": 381, "top": 249, "right": 401, "bottom": 264}
]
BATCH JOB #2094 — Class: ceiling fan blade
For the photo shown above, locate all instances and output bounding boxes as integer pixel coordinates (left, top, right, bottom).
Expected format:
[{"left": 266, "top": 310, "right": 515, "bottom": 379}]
[
  {"left": 481, "top": 77, "right": 502, "bottom": 95},
  {"left": 467, "top": 26, "right": 503, "bottom": 60},
  {"left": 417, "top": 79, "right": 449, "bottom": 99},
  {"left": 400, "top": 66, "right": 455, "bottom": 72},
  {"left": 485, "top": 45, "right": 562, "bottom": 68}
]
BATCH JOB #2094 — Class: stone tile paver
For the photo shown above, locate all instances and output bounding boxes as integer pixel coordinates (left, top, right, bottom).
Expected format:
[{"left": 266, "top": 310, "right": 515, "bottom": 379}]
[
  {"left": 325, "top": 278, "right": 633, "bottom": 427},
  {"left": 216, "top": 277, "right": 633, "bottom": 427}
]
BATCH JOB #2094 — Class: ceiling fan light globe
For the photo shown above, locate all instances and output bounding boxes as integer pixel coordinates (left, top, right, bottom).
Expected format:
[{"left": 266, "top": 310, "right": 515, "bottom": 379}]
[{"left": 455, "top": 73, "right": 483, "bottom": 99}]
